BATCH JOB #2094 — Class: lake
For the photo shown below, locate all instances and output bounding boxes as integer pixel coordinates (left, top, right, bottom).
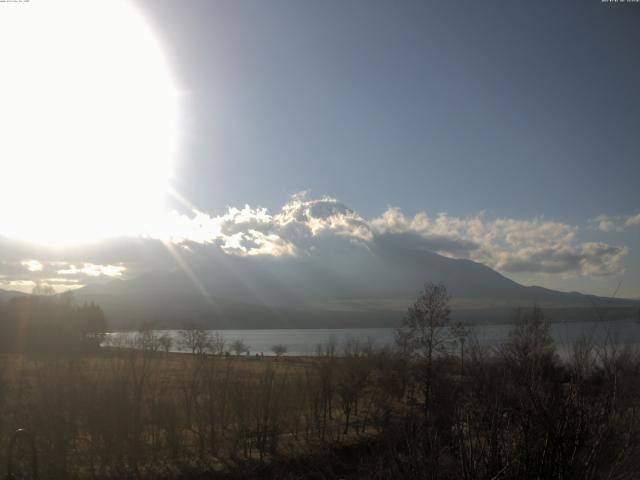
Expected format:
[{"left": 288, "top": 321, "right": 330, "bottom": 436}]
[{"left": 105, "top": 318, "right": 640, "bottom": 357}]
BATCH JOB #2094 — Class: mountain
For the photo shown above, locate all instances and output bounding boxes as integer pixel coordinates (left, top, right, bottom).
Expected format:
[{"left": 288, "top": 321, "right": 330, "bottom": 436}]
[
  {"left": 74, "top": 244, "right": 639, "bottom": 330},
  {"left": 0, "top": 288, "right": 27, "bottom": 303}
]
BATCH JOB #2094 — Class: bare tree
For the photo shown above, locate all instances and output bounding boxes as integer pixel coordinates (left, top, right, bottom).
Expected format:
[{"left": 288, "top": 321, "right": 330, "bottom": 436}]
[
  {"left": 272, "top": 344, "right": 287, "bottom": 360},
  {"left": 315, "top": 335, "right": 337, "bottom": 357},
  {"left": 450, "top": 321, "right": 471, "bottom": 374},
  {"left": 395, "top": 282, "right": 451, "bottom": 407},
  {"left": 158, "top": 333, "right": 173, "bottom": 354},
  {"left": 209, "top": 331, "right": 226, "bottom": 356},
  {"left": 230, "top": 339, "right": 248, "bottom": 356},
  {"left": 136, "top": 323, "right": 161, "bottom": 354},
  {"left": 501, "top": 304, "right": 555, "bottom": 371},
  {"left": 179, "top": 323, "right": 212, "bottom": 356},
  {"left": 338, "top": 340, "right": 372, "bottom": 435}
]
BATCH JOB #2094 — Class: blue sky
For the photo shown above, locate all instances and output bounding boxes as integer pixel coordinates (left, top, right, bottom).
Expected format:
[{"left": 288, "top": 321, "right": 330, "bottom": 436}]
[
  {"left": 0, "top": 0, "right": 638, "bottom": 299},
  {"left": 140, "top": 1, "right": 639, "bottom": 219},
  {"left": 139, "top": 0, "right": 640, "bottom": 297}
]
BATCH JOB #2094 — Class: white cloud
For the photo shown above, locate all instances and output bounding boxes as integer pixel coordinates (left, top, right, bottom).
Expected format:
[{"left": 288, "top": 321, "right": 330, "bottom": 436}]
[
  {"left": 591, "top": 213, "right": 640, "bottom": 232},
  {"left": 218, "top": 229, "right": 299, "bottom": 257},
  {"left": 0, "top": 278, "right": 84, "bottom": 294},
  {"left": 369, "top": 208, "right": 623, "bottom": 276},
  {"left": 147, "top": 195, "right": 626, "bottom": 278},
  {"left": 5, "top": 280, "right": 35, "bottom": 289},
  {"left": 147, "top": 193, "right": 370, "bottom": 256},
  {"left": 276, "top": 193, "right": 373, "bottom": 242},
  {"left": 0, "top": 194, "right": 631, "bottom": 291},
  {"left": 57, "top": 263, "right": 126, "bottom": 277},
  {"left": 21, "top": 259, "right": 43, "bottom": 272},
  {"left": 626, "top": 213, "right": 640, "bottom": 228},
  {"left": 0, "top": 259, "right": 127, "bottom": 293}
]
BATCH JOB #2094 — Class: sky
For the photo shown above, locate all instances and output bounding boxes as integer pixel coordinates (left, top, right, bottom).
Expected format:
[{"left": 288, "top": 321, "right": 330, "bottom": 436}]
[{"left": 0, "top": 0, "right": 639, "bottom": 299}]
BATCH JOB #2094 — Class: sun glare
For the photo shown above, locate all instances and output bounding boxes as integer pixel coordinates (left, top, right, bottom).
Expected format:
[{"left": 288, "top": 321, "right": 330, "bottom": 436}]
[{"left": 0, "top": 0, "right": 178, "bottom": 245}]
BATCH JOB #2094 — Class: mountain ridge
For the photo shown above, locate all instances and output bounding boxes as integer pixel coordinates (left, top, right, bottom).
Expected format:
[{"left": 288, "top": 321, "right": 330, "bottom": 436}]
[{"left": 70, "top": 247, "right": 638, "bottom": 329}]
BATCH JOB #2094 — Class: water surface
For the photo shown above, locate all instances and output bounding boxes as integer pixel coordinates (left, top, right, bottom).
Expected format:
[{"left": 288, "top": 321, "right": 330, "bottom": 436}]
[{"left": 105, "top": 318, "right": 640, "bottom": 356}]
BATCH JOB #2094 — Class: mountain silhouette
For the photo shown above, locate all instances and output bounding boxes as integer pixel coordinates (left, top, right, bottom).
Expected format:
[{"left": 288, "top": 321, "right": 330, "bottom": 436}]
[{"left": 73, "top": 242, "right": 637, "bottom": 329}]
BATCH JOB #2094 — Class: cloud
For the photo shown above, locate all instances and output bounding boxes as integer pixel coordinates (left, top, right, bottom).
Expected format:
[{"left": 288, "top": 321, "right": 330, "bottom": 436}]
[
  {"left": 56, "top": 263, "right": 126, "bottom": 277},
  {"left": 276, "top": 193, "right": 373, "bottom": 242},
  {"left": 369, "top": 208, "right": 625, "bottom": 276},
  {"left": 21, "top": 259, "right": 43, "bottom": 272},
  {"left": 591, "top": 213, "right": 640, "bottom": 232},
  {"left": 154, "top": 194, "right": 626, "bottom": 278},
  {"left": 217, "top": 229, "right": 298, "bottom": 257},
  {"left": 0, "top": 256, "right": 127, "bottom": 293},
  {"left": 146, "top": 192, "right": 371, "bottom": 256},
  {"left": 494, "top": 243, "right": 627, "bottom": 277},
  {"left": 626, "top": 214, "right": 640, "bottom": 228},
  {"left": 0, "top": 193, "right": 631, "bottom": 294}
]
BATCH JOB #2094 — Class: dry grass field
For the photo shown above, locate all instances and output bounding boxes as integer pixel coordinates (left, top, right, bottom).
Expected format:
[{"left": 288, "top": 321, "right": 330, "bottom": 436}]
[
  {"left": 0, "top": 346, "right": 399, "bottom": 479},
  {"left": 2, "top": 305, "right": 640, "bottom": 479}
]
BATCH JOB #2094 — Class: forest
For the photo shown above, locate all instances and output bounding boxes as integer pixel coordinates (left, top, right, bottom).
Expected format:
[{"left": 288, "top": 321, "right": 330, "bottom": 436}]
[{"left": 0, "top": 295, "right": 107, "bottom": 353}]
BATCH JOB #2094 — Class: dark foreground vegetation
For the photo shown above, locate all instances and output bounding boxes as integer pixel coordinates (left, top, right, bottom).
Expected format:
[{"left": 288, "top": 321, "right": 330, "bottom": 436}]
[
  {"left": 0, "top": 295, "right": 107, "bottom": 353},
  {"left": 1, "top": 286, "right": 640, "bottom": 479}
]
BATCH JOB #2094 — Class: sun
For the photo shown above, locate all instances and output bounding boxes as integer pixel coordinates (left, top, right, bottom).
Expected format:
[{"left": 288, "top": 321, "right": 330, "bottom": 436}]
[{"left": 0, "top": 0, "right": 179, "bottom": 245}]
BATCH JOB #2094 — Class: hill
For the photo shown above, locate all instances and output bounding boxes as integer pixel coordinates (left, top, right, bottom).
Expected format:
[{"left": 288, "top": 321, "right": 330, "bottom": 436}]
[
  {"left": 0, "top": 288, "right": 27, "bottom": 303},
  {"left": 74, "top": 245, "right": 639, "bottom": 329}
]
